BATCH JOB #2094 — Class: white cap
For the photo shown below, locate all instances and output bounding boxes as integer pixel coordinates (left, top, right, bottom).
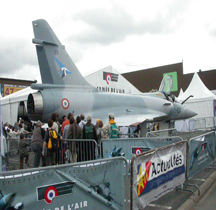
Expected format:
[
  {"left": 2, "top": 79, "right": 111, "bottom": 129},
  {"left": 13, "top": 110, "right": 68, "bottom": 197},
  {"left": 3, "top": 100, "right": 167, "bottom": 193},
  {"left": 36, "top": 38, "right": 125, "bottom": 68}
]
[{"left": 109, "top": 113, "right": 115, "bottom": 119}]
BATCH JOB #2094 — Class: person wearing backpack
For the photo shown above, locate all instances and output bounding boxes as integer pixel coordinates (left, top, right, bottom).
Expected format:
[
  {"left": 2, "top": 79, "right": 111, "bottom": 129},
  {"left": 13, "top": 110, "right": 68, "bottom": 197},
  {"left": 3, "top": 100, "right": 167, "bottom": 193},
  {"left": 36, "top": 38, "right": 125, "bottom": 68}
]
[
  {"left": 83, "top": 116, "right": 97, "bottom": 161},
  {"left": 102, "top": 113, "right": 119, "bottom": 139},
  {"left": 42, "top": 119, "right": 61, "bottom": 166}
]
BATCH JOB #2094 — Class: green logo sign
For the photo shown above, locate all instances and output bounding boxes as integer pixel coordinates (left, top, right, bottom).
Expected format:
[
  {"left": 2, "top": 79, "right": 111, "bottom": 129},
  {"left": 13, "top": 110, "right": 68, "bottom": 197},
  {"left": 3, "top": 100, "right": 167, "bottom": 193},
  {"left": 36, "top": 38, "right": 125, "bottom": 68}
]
[{"left": 163, "top": 72, "right": 178, "bottom": 92}]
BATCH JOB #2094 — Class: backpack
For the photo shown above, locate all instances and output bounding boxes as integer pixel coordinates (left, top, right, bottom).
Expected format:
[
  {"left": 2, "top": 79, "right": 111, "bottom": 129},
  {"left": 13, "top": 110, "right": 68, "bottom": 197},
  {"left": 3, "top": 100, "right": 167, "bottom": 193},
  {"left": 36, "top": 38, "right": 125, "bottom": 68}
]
[
  {"left": 48, "top": 129, "right": 58, "bottom": 151},
  {"left": 109, "top": 123, "right": 118, "bottom": 138},
  {"left": 84, "top": 124, "right": 94, "bottom": 139}
]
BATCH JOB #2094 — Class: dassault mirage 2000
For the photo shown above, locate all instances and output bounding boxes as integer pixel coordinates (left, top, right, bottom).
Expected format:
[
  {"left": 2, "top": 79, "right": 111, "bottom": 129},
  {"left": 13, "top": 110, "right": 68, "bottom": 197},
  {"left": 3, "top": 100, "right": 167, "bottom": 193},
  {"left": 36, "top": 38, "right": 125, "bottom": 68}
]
[{"left": 27, "top": 19, "right": 196, "bottom": 127}]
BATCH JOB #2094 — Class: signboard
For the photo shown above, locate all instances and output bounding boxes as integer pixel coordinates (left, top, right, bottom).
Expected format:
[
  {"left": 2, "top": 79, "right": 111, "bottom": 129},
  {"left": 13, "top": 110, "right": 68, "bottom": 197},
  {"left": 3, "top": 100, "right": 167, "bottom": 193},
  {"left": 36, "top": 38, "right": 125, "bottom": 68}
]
[
  {"left": 163, "top": 72, "right": 178, "bottom": 92},
  {"left": 131, "top": 141, "right": 187, "bottom": 210},
  {"left": 0, "top": 158, "right": 125, "bottom": 209},
  {"left": 3, "top": 84, "right": 27, "bottom": 96}
]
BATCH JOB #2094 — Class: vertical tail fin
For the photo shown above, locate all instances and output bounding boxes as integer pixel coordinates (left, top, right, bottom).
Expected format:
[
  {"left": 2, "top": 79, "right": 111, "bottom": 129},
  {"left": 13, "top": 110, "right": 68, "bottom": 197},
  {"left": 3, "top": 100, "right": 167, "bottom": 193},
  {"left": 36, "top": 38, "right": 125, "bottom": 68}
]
[{"left": 32, "top": 19, "right": 92, "bottom": 88}]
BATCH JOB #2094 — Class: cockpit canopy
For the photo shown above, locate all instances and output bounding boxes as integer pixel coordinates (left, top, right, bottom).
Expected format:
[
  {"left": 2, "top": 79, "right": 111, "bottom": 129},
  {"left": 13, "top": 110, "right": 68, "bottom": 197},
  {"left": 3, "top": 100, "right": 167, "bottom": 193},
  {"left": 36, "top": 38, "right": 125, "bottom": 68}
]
[{"left": 159, "top": 75, "right": 173, "bottom": 95}]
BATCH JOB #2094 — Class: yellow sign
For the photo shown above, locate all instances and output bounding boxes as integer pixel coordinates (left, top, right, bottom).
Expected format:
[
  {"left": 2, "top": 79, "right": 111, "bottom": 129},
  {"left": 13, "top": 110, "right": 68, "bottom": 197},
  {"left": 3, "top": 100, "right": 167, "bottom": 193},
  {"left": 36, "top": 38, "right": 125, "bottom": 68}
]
[{"left": 4, "top": 86, "right": 25, "bottom": 96}]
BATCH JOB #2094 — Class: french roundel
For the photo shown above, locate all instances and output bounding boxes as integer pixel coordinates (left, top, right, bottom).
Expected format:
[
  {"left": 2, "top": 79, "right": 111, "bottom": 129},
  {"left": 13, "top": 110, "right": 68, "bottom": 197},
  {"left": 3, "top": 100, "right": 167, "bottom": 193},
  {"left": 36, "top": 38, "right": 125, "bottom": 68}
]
[
  {"left": 135, "top": 148, "right": 142, "bottom": 155},
  {"left": 106, "top": 73, "right": 112, "bottom": 85},
  {"left": 44, "top": 186, "right": 58, "bottom": 204},
  {"left": 61, "top": 98, "right": 70, "bottom": 109}
]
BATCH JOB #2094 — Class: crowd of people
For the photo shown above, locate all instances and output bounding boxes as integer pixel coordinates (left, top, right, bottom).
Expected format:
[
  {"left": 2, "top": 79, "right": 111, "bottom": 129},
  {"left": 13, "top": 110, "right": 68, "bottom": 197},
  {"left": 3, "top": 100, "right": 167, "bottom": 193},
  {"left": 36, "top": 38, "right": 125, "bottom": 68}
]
[{"left": 3, "top": 113, "right": 120, "bottom": 169}]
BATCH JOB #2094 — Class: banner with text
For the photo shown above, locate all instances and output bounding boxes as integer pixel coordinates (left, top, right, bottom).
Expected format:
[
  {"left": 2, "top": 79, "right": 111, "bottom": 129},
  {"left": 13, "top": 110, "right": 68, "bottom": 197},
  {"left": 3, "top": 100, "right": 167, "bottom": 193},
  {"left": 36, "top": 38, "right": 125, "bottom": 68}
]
[
  {"left": 131, "top": 141, "right": 187, "bottom": 210},
  {"left": 0, "top": 158, "right": 126, "bottom": 210},
  {"left": 3, "top": 84, "right": 27, "bottom": 96}
]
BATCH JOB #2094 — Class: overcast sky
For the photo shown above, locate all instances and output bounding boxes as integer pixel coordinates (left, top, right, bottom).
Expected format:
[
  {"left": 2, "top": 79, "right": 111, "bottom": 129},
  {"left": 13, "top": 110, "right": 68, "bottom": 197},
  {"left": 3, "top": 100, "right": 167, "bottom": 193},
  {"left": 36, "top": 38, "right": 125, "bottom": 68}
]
[{"left": 1, "top": 0, "right": 216, "bottom": 82}]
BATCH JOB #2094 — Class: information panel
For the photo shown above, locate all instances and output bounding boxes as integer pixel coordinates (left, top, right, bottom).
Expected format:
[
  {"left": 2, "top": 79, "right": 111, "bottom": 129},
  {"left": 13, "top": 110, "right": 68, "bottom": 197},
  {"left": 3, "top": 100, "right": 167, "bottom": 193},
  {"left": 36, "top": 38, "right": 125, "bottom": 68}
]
[{"left": 131, "top": 141, "right": 187, "bottom": 210}]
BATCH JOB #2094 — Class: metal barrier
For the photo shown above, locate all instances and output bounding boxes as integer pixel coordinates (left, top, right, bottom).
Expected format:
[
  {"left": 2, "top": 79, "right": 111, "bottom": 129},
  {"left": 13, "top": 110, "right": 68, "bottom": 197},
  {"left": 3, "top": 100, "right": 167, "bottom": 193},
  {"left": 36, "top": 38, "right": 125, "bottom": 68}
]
[
  {"left": 146, "top": 128, "right": 177, "bottom": 137},
  {"left": 187, "top": 131, "right": 215, "bottom": 180},
  {"left": 118, "top": 133, "right": 140, "bottom": 138},
  {"left": 0, "top": 157, "right": 128, "bottom": 210},
  {"left": 2, "top": 130, "right": 216, "bottom": 209},
  {"left": 176, "top": 131, "right": 216, "bottom": 196},
  {"left": 59, "top": 139, "right": 98, "bottom": 163},
  {"left": 189, "top": 117, "right": 215, "bottom": 132},
  {"left": 5, "top": 138, "right": 99, "bottom": 169},
  {"left": 101, "top": 136, "right": 183, "bottom": 162},
  {"left": 6, "top": 138, "right": 32, "bottom": 155}
]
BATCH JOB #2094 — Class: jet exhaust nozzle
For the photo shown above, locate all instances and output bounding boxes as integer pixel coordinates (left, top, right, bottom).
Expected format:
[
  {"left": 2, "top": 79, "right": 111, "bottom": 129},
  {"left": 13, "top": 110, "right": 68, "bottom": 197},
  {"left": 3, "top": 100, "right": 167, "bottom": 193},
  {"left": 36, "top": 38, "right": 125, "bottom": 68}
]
[{"left": 27, "top": 92, "right": 43, "bottom": 121}]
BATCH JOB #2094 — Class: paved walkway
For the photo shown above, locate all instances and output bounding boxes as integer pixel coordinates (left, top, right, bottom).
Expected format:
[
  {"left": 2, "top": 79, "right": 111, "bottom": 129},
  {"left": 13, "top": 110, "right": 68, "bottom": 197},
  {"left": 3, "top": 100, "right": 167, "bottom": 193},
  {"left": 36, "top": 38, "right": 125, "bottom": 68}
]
[{"left": 191, "top": 180, "right": 216, "bottom": 210}]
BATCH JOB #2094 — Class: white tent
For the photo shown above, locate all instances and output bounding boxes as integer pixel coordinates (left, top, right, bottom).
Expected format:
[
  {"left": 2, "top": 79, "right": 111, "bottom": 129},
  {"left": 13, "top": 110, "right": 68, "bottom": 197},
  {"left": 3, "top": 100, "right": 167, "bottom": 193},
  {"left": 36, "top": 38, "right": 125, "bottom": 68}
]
[
  {"left": 1, "top": 87, "right": 37, "bottom": 125},
  {"left": 175, "top": 72, "right": 216, "bottom": 131},
  {"left": 178, "top": 88, "right": 184, "bottom": 98},
  {"left": 178, "top": 72, "right": 216, "bottom": 101}
]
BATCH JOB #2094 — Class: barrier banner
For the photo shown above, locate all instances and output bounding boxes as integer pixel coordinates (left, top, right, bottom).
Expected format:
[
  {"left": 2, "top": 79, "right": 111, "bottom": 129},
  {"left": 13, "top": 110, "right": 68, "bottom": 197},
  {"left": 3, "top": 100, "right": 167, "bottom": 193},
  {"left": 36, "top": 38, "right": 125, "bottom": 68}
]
[
  {"left": 0, "top": 158, "right": 126, "bottom": 210},
  {"left": 188, "top": 131, "right": 216, "bottom": 179},
  {"left": 131, "top": 141, "right": 187, "bottom": 210},
  {"left": 102, "top": 137, "right": 183, "bottom": 162}
]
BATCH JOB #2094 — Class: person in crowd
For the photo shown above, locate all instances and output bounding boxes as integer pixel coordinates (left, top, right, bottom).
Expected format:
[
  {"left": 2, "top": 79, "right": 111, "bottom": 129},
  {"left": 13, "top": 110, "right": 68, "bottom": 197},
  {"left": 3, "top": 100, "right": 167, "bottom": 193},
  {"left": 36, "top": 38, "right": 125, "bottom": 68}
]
[
  {"left": 79, "top": 114, "right": 86, "bottom": 130},
  {"left": 55, "top": 113, "right": 61, "bottom": 133},
  {"left": 19, "top": 133, "right": 29, "bottom": 169},
  {"left": 95, "top": 119, "right": 100, "bottom": 130},
  {"left": 7, "top": 126, "right": 19, "bottom": 139},
  {"left": 20, "top": 120, "right": 25, "bottom": 129},
  {"left": 96, "top": 120, "right": 104, "bottom": 158},
  {"left": 18, "top": 124, "right": 28, "bottom": 134},
  {"left": 83, "top": 116, "right": 97, "bottom": 160},
  {"left": 51, "top": 113, "right": 59, "bottom": 134},
  {"left": 102, "top": 113, "right": 119, "bottom": 139},
  {"left": 4, "top": 123, "right": 10, "bottom": 133},
  {"left": 83, "top": 116, "right": 97, "bottom": 140},
  {"left": 14, "top": 122, "right": 19, "bottom": 132},
  {"left": 62, "top": 116, "right": 71, "bottom": 164},
  {"left": 31, "top": 120, "right": 46, "bottom": 167},
  {"left": 43, "top": 119, "right": 61, "bottom": 166},
  {"left": 67, "top": 116, "right": 81, "bottom": 163},
  {"left": 96, "top": 120, "right": 104, "bottom": 140},
  {"left": 134, "top": 124, "right": 141, "bottom": 136},
  {"left": 62, "top": 112, "right": 73, "bottom": 134},
  {"left": 79, "top": 114, "right": 86, "bottom": 138},
  {"left": 76, "top": 116, "right": 81, "bottom": 125},
  {"left": 62, "top": 115, "right": 67, "bottom": 122}
]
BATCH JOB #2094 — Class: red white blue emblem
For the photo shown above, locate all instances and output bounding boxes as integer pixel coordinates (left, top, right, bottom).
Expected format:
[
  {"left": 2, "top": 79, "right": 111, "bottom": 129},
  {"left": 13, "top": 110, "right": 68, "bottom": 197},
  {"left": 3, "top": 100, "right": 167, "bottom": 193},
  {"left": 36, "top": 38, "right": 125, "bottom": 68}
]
[
  {"left": 37, "top": 181, "right": 75, "bottom": 204},
  {"left": 44, "top": 186, "right": 58, "bottom": 204},
  {"left": 106, "top": 73, "right": 112, "bottom": 84},
  {"left": 135, "top": 148, "right": 142, "bottom": 155},
  {"left": 61, "top": 98, "right": 70, "bottom": 109}
]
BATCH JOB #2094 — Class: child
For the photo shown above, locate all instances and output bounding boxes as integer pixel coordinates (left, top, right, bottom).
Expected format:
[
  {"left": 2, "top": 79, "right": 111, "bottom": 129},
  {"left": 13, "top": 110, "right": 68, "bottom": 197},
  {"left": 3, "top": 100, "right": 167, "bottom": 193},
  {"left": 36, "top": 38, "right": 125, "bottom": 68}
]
[{"left": 19, "top": 133, "right": 29, "bottom": 169}]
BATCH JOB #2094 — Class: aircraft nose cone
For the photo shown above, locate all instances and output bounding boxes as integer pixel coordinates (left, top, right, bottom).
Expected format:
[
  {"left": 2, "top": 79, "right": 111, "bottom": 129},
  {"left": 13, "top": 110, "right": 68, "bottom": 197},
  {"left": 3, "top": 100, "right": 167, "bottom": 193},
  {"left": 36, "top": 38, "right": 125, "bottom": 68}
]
[{"left": 185, "top": 107, "right": 197, "bottom": 119}]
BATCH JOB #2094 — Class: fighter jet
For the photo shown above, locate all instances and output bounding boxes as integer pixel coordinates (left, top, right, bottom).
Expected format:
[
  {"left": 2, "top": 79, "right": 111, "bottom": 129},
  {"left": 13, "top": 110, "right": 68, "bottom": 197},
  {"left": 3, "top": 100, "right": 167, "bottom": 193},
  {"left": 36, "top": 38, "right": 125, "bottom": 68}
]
[{"left": 27, "top": 19, "right": 196, "bottom": 126}]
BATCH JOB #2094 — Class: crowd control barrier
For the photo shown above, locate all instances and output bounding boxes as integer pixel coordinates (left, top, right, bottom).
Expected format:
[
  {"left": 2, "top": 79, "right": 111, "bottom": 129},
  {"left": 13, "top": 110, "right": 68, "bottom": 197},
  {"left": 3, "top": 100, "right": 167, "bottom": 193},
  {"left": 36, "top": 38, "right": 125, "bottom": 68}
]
[
  {"left": 101, "top": 136, "right": 183, "bottom": 162},
  {"left": 189, "top": 117, "right": 215, "bottom": 132},
  {"left": 2, "top": 132, "right": 216, "bottom": 209},
  {"left": 146, "top": 128, "right": 177, "bottom": 137},
  {"left": 0, "top": 157, "right": 128, "bottom": 210},
  {"left": 187, "top": 131, "right": 216, "bottom": 180},
  {"left": 130, "top": 141, "right": 187, "bottom": 210},
  {"left": 60, "top": 139, "right": 98, "bottom": 163},
  {"left": 5, "top": 139, "right": 98, "bottom": 168},
  {"left": 6, "top": 138, "right": 32, "bottom": 155}
]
